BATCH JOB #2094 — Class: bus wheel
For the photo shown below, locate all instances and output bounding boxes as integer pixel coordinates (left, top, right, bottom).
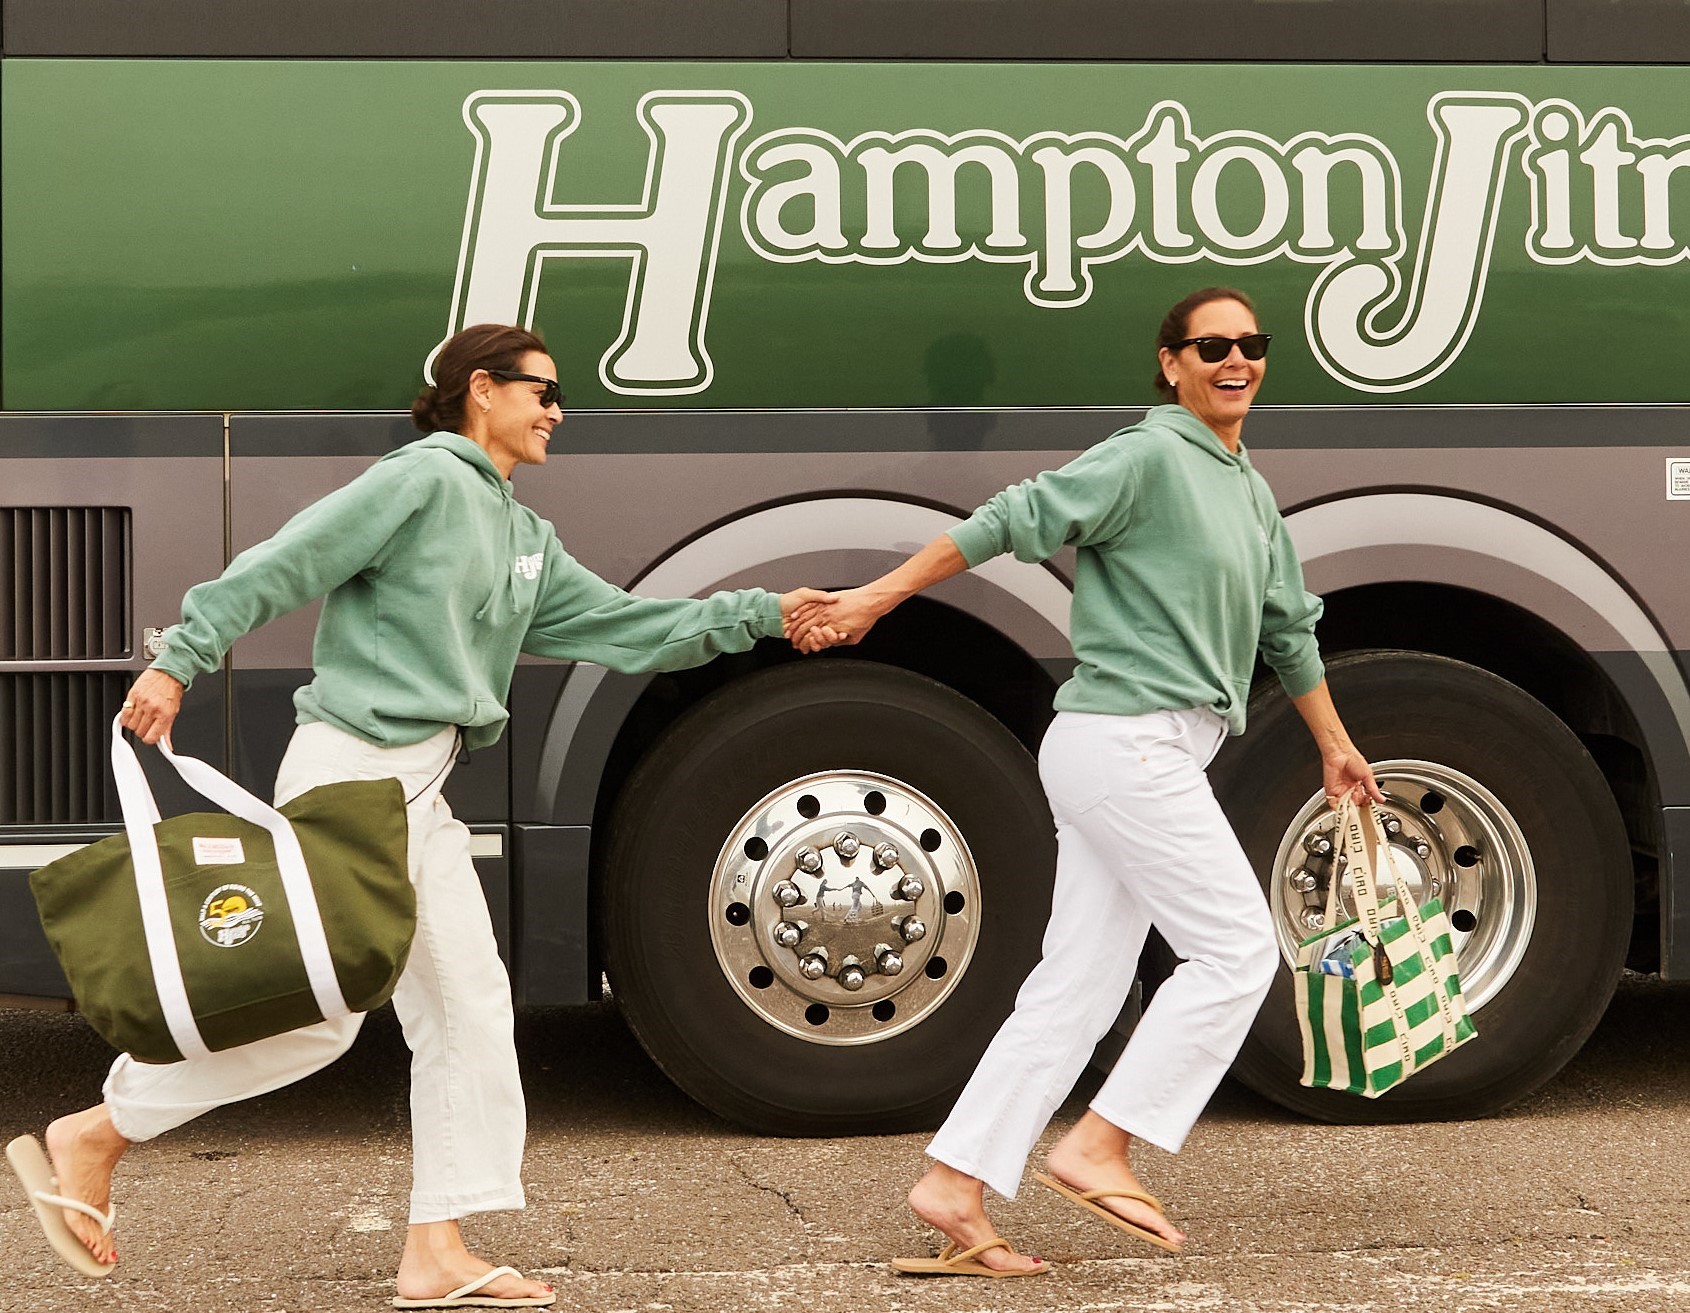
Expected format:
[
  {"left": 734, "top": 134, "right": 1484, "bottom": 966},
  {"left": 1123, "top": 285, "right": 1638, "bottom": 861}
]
[
  {"left": 600, "top": 661, "right": 1055, "bottom": 1134},
  {"left": 1213, "top": 650, "right": 1633, "bottom": 1121}
]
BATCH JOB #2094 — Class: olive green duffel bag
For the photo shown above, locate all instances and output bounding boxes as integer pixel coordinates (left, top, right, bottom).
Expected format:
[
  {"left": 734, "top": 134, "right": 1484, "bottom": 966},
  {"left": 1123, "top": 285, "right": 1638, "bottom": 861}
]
[{"left": 29, "top": 716, "right": 415, "bottom": 1063}]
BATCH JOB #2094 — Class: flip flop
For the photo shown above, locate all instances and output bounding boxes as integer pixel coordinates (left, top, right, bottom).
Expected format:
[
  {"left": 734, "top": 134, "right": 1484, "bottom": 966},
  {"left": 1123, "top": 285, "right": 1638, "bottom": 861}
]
[
  {"left": 1034, "top": 1170, "right": 1183, "bottom": 1253},
  {"left": 5, "top": 1134, "right": 117, "bottom": 1278},
  {"left": 392, "top": 1265, "right": 556, "bottom": 1308},
  {"left": 890, "top": 1236, "right": 1048, "bottom": 1277}
]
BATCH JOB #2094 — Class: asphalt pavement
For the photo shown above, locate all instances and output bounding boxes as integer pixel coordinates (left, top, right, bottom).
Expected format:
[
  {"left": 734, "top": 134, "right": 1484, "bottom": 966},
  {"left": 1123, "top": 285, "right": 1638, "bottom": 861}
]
[{"left": 3, "top": 973, "right": 1688, "bottom": 1313}]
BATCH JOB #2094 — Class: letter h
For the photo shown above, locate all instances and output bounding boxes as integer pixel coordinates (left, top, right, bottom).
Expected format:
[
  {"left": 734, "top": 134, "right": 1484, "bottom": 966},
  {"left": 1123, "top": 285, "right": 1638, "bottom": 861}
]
[{"left": 435, "top": 91, "right": 751, "bottom": 395}]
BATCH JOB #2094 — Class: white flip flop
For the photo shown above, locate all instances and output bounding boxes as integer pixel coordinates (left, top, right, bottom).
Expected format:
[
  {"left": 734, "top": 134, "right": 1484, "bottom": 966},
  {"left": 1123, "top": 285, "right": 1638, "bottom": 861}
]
[{"left": 6, "top": 1134, "right": 117, "bottom": 1278}]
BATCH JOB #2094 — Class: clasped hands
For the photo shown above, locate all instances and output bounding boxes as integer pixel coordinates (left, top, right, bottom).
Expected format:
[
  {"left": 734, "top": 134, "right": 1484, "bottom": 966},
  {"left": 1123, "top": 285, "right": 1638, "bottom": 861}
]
[{"left": 779, "top": 587, "right": 888, "bottom": 654}]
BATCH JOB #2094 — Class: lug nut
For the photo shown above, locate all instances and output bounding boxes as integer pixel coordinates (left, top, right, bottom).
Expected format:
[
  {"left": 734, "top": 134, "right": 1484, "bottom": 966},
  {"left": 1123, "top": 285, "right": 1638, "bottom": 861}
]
[
  {"left": 772, "top": 880, "right": 802, "bottom": 908},
  {"left": 773, "top": 921, "right": 803, "bottom": 950},
  {"left": 896, "top": 874, "right": 925, "bottom": 901},
  {"left": 833, "top": 832, "right": 860, "bottom": 859},
  {"left": 798, "top": 951, "right": 829, "bottom": 980},
  {"left": 839, "top": 963, "right": 867, "bottom": 991},
  {"left": 1381, "top": 813, "right": 1403, "bottom": 835},
  {"left": 1303, "top": 832, "right": 1333, "bottom": 857},
  {"left": 795, "top": 846, "right": 823, "bottom": 874},
  {"left": 1412, "top": 839, "right": 1431, "bottom": 859},
  {"left": 897, "top": 915, "right": 927, "bottom": 943},
  {"left": 1288, "top": 867, "right": 1318, "bottom": 893},
  {"left": 873, "top": 842, "right": 901, "bottom": 870},
  {"left": 1302, "top": 908, "right": 1328, "bottom": 931},
  {"left": 876, "top": 946, "right": 904, "bottom": 976}
]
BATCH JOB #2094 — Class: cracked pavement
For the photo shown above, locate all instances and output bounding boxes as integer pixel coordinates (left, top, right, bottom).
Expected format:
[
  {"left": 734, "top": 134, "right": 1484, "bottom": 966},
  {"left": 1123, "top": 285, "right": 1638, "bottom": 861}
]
[{"left": 3, "top": 974, "right": 1688, "bottom": 1312}]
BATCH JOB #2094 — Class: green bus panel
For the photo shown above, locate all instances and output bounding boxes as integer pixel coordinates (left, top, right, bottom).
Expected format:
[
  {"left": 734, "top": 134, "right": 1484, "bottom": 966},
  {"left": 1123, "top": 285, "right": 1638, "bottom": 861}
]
[{"left": 3, "top": 60, "right": 1688, "bottom": 411}]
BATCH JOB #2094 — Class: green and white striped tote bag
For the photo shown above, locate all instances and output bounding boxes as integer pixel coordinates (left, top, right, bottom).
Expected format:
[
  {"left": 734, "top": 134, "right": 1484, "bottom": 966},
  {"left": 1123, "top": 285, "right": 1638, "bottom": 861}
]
[{"left": 1295, "top": 798, "right": 1476, "bottom": 1097}]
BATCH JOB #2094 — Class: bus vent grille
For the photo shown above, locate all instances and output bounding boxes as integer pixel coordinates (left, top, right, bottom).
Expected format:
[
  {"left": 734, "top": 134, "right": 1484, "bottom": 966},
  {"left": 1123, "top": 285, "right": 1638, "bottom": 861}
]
[
  {"left": 2, "top": 507, "right": 132, "bottom": 660},
  {"left": 0, "top": 673, "right": 128, "bottom": 824}
]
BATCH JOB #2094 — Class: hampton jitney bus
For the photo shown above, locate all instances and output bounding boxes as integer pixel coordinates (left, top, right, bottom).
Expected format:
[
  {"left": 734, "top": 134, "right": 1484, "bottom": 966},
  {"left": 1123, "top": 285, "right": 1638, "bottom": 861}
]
[{"left": 3, "top": 0, "right": 1688, "bottom": 1132}]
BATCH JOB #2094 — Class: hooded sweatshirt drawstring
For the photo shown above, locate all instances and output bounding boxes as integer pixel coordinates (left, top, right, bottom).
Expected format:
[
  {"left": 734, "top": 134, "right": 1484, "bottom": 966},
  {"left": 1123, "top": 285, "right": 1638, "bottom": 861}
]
[{"left": 476, "top": 497, "right": 529, "bottom": 624}]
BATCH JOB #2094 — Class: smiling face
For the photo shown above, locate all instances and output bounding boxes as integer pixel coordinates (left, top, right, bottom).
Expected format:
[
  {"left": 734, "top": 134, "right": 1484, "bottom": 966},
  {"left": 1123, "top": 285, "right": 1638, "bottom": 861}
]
[
  {"left": 1157, "top": 298, "right": 1265, "bottom": 449},
  {"left": 470, "top": 350, "right": 563, "bottom": 478}
]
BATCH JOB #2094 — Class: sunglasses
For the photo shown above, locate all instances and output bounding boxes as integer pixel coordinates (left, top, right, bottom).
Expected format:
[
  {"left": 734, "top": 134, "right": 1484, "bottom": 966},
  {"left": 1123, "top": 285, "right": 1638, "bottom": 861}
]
[
  {"left": 1171, "top": 333, "right": 1272, "bottom": 363},
  {"left": 487, "top": 369, "right": 563, "bottom": 409}
]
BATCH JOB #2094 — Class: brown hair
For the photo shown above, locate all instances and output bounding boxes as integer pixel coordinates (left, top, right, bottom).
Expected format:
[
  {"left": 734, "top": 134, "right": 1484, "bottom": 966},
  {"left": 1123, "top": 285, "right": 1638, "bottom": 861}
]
[
  {"left": 412, "top": 324, "right": 549, "bottom": 433},
  {"left": 1151, "top": 287, "right": 1257, "bottom": 402}
]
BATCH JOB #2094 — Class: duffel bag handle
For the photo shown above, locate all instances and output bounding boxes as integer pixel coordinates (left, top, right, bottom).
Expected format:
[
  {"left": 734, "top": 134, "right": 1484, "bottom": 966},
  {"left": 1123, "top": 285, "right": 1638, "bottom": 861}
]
[{"left": 110, "top": 716, "right": 352, "bottom": 1061}]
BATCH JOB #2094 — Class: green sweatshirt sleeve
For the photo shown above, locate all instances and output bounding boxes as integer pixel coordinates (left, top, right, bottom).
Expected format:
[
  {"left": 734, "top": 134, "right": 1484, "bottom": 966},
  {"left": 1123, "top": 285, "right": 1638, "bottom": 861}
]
[
  {"left": 1258, "top": 513, "right": 1325, "bottom": 698},
  {"left": 521, "top": 535, "right": 784, "bottom": 672},
  {"left": 149, "top": 459, "right": 425, "bottom": 690},
  {"left": 946, "top": 434, "right": 1138, "bottom": 568}
]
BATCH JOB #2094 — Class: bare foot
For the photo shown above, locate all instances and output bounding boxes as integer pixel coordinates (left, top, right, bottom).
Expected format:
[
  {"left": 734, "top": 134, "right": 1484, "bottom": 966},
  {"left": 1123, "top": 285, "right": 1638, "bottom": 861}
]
[
  {"left": 395, "top": 1219, "right": 554, "bottom": 1304},
  {"left": 1045, "top": 1132, "right": 1185, "bottom": 1250},
  {"left": 905, "top": 1162, "right": 1044, "bottom": 1274},
  {"left": 43, "top": 1107, "right": 129, "bottom": 1266}
]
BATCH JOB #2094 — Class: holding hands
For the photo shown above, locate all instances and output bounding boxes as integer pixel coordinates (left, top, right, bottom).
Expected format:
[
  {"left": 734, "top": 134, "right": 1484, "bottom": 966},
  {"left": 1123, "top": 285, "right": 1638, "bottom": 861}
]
[
  {"left": 782, "top": 586, "right": 894, "bottom": 654},
  {"left": 781, "top": 535, "right": 966, "bottom": 655}
]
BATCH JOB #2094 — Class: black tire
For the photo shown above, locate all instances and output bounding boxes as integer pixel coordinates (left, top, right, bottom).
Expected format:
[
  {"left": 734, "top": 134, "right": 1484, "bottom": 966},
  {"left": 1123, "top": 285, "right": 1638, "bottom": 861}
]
[
  {"left": 1213, "top": 650, "right": 1632, "bottom": 1122},
  {"left": 599, "top": 661, "right": 1056, "bottom": 1134}
]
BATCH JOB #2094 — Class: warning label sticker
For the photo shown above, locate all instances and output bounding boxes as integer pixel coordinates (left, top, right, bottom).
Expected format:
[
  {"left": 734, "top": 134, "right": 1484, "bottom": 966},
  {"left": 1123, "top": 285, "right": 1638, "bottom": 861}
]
[{"left": 1669, "top": 459, "right": 1690, "bottom": 501}]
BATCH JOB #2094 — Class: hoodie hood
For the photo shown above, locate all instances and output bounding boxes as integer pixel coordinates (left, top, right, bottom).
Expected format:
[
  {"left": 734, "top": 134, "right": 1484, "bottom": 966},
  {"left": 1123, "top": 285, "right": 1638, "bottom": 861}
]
[
  {"left": 1143, "top": 403, "right": 1247, "bottom": 468},
  {"left": 386, "top": 431, "right": 513, "bottom": 493}
]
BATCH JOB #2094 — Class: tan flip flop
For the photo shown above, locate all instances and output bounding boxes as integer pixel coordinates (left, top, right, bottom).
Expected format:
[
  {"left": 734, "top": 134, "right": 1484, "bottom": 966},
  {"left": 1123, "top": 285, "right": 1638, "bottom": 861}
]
[
  {"left": 5, "top": 1134, "right": 117, "bottom": 1278},
  {"left": 392, "top": 1265, "right": 556, "bottom": 1308},
  {"left": 891, "top": 1235, "right": 1049, "bottom": 1277},
  {"left": 1035, "top": 1171, "right": 1183, "bottom": 1253}
]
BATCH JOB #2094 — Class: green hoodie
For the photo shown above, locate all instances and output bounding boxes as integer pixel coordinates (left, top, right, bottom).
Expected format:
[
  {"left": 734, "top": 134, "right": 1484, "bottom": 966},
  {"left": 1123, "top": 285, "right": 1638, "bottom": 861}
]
[
  {"left": 947, "top": 404, "right": 1323, "bottom": 734},
  {"left": 151, "top": 433, "right": 784, "bottom": 750}
]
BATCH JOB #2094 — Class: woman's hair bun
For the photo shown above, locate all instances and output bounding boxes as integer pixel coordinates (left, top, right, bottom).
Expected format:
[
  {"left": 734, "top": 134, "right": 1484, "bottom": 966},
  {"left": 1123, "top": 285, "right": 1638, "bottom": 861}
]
[{"left": 411, "top": 324, "right": 550, "bottom": 434}]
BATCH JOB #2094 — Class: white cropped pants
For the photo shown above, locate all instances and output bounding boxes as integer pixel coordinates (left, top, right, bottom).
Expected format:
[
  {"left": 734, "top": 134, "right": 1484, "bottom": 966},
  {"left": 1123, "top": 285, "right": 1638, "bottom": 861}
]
[
  {"left": 927, "top": 708, "right": 1280, "bottom": 1199},
  {"left": 102, "top": 721, "right": 527, "bottom": 1224}
]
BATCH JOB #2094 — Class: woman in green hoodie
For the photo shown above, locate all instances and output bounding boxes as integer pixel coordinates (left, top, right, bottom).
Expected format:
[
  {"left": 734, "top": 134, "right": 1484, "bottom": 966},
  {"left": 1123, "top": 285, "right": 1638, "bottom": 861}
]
[
  {"left": 30, "top": 325, "right": 835, "bottom": 1308},
  {"left": 792, "top": 288, "right": 1383, "bottom": 1276}
]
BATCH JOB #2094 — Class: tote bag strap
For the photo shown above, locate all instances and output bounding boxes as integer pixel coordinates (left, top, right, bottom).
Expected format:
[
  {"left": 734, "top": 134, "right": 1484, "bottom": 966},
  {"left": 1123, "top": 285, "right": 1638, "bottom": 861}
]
[
  {"left": 111, "top": 717, "right": 352, "bottom": 1059},
  {"left": 1338, "top": 798, "right": 1464, "bottom": 1057},
  {"left": 1335, "top": 798, "right": 1424, "bottom": 1078}
]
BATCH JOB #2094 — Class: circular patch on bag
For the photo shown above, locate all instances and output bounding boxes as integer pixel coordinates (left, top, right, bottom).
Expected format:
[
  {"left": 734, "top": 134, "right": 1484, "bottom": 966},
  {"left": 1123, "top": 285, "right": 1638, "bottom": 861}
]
[{"left": 199, "top": 884, "right": 265, "bottom": 948}]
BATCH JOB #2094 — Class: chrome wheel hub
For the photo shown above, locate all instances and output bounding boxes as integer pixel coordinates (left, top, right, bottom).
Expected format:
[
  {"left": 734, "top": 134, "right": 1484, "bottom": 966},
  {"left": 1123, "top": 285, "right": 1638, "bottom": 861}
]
[
  {"left": 1269, "top": 760, "right": 1536, "bottom": 1011},
  {"left": 708, "top": 771, "right": 980, "bottom": 1045}
]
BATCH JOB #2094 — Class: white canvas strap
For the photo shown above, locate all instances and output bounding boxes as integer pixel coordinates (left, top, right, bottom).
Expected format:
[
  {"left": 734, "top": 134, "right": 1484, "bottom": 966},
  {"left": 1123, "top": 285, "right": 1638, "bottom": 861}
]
[{"left": 111, "top": 716, "right": 352, "bottom": 1059}]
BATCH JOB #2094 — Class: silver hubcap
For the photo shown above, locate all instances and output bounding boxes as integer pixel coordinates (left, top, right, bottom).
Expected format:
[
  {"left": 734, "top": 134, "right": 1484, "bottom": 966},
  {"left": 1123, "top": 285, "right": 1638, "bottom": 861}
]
[
  {"left": 1269, "top": 760, "right": 1536, "bottom": 1011},
  {"left": 708, "top": 771, "right": 980, "bottom": 1045}
]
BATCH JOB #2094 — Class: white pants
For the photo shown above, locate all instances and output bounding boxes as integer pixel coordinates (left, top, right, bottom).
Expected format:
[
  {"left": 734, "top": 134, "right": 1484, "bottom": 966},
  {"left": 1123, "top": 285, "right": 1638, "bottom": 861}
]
[
  {"left": 102, "top": 722, "right": 527, "bottom": 1224},
  {"left": 927, "top": 708, "right": 1280, "bottom": 1199}
]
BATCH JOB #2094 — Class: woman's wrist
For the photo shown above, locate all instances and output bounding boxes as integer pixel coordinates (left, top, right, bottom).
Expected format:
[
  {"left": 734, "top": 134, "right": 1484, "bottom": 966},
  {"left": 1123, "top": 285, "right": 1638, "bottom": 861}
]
[{"left": 860, "top": 578, "right": 912, "bottom": 616}]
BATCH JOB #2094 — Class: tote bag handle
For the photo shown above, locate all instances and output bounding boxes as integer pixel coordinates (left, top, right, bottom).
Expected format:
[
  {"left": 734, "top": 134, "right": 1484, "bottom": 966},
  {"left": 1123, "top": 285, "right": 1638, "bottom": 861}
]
[
  {"left": 110, "top": 716, "right": 352, "bottom": 1061},
  {"left": 1333, "top": 798, "right": 1463, "bottom": 1058}
]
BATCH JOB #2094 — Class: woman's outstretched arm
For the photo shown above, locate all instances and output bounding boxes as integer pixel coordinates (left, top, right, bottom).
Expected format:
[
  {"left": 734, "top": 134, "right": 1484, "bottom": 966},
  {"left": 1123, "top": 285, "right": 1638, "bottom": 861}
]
[{"left": 786, "top": 534, "right": 968, "bottom": 652}]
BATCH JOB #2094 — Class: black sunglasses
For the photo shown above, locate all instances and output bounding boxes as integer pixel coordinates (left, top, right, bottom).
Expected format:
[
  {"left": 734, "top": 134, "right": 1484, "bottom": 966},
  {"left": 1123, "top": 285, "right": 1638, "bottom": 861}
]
[
  {"left": 486, "top": 369, "right": 563, "bottom": 409},
  {"left": 1170, "top": 333, "right": 1272, "bottom": 363}
]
